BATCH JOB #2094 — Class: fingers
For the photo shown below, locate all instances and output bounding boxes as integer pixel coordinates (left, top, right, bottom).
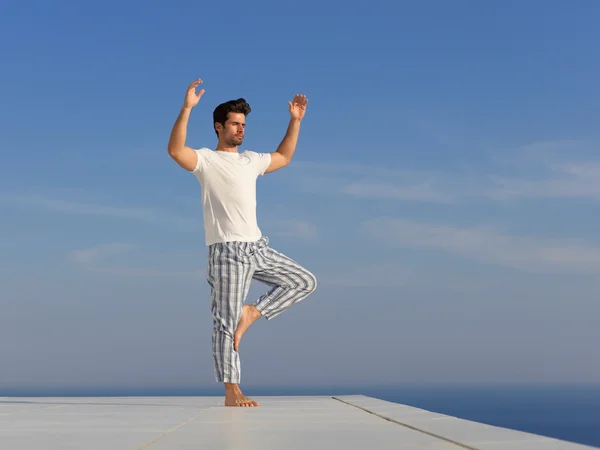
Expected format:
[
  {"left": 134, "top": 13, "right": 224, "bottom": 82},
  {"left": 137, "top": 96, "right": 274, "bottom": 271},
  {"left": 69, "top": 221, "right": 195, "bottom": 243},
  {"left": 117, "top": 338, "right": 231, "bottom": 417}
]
[
  {"left": 188, "top": 78, "right": 203, "bottom": 91},
  {"left": 186, "top": 79, "right": 205, "bottom": 102},
  {"left": 292, "top": 93, "right": 308, "bottom": 106}
]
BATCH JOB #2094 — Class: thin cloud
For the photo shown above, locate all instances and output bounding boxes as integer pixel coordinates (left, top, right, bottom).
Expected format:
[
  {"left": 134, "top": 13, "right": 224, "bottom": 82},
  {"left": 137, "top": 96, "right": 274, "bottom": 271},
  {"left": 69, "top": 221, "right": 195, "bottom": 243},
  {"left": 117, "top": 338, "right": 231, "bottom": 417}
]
[
  {"left": 485, "top": 162, "right": 600, "bottom": 201},
  {"left": 320, "top": 263, "right": 505, "bottom": 294},
  {"left": 0, "top": 194, "right": 200, "bottom": 230},
  {"left": 363, "top": 217, "right": 600, "bottom": 274},
  {"left": 288, "top": 161, "right": 456, "bottom": 204},
  {"left": 342, "top": 180, "right": 455, "bottom": 203},
  {"left": 68, "top": 244, "right": 204, "bottom": 278},
  {"left": 287, "top": 139, "right": 600, "bottom": 203},
  {"left": 69, "top": 243, "right": 135, "bottom": 264},
  {"left": 321, "top": 263, "right": 415, "bottom": 288},
  {"left": 267, "top": 219, "right": 318, "bottom": 240},
  {"left": 490, "top": 139, "right": 595, "bottom": 168},
  {"left": 88, "top": 266, "right": 204, "bottom": 279}
]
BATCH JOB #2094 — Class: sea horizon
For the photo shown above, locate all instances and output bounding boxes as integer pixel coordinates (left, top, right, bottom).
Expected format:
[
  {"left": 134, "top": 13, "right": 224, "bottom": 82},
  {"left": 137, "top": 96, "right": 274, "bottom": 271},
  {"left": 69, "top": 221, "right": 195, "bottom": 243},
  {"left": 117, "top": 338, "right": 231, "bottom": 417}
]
[{"left": 3, "top": 381, "right": 599, "bottom": 396}]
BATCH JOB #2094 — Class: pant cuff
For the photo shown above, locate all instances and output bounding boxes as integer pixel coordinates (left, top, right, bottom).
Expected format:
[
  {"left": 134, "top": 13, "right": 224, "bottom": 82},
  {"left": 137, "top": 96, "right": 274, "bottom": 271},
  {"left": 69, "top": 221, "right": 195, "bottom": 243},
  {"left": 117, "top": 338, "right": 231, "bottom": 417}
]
[
  {"left": 217, "top": 377, "right": 241, "bottom": 384},
  {"left": 254, "top": 301, "right": 276, "bottom": 320}
]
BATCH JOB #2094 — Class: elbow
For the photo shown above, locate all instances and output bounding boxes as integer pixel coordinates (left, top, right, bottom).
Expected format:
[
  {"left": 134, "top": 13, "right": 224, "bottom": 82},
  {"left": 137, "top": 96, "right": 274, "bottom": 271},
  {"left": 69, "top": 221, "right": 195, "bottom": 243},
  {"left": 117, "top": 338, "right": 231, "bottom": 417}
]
[
  {"left": 167, "top": 137, "right": 182, "bottom": 156},
  {"left": 281, "top": 152, "right": 292, "bottom": 165},
  {"left": 279, "top": 156, "right": 292, "bottom": 171}
]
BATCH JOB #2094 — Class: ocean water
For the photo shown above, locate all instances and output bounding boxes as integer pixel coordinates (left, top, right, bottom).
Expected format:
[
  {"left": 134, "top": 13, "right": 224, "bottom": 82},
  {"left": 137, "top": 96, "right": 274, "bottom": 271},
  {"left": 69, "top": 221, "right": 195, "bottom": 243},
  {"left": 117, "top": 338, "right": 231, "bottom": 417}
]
[
  {"left": 6, "top": 384, "right": 600, "bottom": 448},
  {"left": 359, "top": 384, "right": 600, "bottom": 448}
]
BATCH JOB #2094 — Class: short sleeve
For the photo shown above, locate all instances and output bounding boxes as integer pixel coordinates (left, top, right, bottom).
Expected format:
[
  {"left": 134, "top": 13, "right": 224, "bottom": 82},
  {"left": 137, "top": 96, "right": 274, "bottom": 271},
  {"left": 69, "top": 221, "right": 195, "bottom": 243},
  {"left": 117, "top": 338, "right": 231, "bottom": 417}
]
[
  {"left": 247, "top": 151, "right": 271, "bottom": 176},
  {"left": 191, "top": 148, "right": 210, "bottom": 175}
]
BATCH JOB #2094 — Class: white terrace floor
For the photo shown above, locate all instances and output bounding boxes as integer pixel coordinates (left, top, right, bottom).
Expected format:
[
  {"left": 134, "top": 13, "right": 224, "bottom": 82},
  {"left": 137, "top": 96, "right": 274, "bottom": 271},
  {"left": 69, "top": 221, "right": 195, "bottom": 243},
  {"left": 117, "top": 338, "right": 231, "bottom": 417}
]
[{"left": 0, "top": 395, "right": 597, "bottom": 449}]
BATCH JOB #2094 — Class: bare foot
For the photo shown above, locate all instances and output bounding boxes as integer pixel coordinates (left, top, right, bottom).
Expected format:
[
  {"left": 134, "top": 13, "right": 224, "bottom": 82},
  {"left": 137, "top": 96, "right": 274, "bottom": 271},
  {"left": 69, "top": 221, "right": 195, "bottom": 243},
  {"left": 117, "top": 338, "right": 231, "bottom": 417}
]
[
  {"left": 234, "top": 305, "right": 262, "bottom": 352},
  {"left": 224, "top": 384, "right": 260, "bottom": 407}
]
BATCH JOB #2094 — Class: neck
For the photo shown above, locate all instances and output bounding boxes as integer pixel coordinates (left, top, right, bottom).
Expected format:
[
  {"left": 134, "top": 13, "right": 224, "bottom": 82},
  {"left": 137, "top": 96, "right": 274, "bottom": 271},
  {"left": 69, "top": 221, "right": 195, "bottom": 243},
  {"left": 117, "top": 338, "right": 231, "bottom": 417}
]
[{"left": 215, "top": 140, "right": 238, "bottom": 153}]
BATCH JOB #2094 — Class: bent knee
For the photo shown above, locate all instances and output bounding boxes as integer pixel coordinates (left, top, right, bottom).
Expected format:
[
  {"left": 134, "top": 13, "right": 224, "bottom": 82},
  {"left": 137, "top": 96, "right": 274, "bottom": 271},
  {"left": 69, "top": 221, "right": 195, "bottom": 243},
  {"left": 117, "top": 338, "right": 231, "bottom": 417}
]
[{"left": 303, "top": 271, "right": 317, "bottom": 294}]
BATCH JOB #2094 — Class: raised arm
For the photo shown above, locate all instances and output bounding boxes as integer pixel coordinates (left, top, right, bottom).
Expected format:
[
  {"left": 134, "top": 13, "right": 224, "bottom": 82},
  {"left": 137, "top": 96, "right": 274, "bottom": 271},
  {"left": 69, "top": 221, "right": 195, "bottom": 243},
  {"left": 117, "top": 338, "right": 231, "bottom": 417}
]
[
  {"left": 168, "top": 79, "right": 205, "bottom": 172},
  {"left": 265, "top": 94, "right": 308, "bottom": 174}
]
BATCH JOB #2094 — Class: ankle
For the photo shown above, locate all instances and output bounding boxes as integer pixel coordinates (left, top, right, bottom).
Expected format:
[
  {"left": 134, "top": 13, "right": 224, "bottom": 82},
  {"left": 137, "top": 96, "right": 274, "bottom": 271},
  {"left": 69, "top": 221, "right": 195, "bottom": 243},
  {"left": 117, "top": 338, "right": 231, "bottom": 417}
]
[
  {"left": 248, "top": 305, "right": 262, "bottom": 319},
  {"left": 224, "top": 383, "right": 239, "bottom": 392}
]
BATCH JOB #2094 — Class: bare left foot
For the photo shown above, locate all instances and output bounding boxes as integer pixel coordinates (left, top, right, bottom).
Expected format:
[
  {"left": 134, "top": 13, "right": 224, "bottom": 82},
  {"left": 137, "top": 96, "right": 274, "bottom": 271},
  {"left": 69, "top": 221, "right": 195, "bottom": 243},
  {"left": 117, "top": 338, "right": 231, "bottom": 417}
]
[
  {"left": 224, "top": 383, "right": 260, "bottom": 407},
  {"left": 234, "top": 305, "right": 262, "bottom": 352}
]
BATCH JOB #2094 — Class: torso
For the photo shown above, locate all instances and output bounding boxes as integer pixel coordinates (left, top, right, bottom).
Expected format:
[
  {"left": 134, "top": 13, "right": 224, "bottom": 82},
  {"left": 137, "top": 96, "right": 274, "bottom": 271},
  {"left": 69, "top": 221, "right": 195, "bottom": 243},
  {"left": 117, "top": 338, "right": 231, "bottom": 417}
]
[{"left": 192, "top": 148, "right": 269, "bottom": 246}]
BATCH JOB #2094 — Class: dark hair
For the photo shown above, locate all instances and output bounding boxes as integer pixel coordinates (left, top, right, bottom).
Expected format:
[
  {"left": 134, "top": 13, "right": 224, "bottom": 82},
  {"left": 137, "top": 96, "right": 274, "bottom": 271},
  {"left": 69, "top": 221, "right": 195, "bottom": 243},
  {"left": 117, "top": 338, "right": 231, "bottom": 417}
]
[{"left": 212, "top": 98, "right": 251, "bottom": 136}]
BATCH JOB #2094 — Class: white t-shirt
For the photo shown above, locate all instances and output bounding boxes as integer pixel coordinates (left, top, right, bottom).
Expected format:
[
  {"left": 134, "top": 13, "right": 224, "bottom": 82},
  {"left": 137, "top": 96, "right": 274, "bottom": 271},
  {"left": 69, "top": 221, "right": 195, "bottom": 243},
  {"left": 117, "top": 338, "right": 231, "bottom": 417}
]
[{"left": 190, "top": 148, "right": 271, "bottom": 246}]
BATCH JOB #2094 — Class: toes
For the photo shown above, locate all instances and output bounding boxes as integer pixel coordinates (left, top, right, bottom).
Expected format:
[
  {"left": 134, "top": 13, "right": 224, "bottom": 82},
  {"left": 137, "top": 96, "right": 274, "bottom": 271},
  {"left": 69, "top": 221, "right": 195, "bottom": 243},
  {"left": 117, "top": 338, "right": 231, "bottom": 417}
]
[
  {"left": 236, "top": 398, "right": 250, "bottom": 407},
  {"left": 227, "top": 394, "right": 259, "bottom": 407},
  {"left": 240, "top": 396, "right": 258, "bottom": 407}
]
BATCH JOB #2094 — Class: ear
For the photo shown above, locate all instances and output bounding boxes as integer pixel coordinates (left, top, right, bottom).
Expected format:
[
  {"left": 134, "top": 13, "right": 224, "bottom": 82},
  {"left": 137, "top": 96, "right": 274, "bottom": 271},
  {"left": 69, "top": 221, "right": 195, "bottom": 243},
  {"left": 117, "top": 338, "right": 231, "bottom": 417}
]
[{"left": 215, "top": 122, "right": 222, "bottom": 134}]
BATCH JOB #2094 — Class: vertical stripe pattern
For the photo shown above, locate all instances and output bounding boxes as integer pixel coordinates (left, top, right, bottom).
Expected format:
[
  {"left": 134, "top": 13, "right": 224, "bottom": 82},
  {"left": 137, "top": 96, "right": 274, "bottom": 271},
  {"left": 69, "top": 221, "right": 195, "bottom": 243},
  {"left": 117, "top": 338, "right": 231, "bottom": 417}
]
[{"left": 206, "top": 236, "right": 317, "bottom": 384}]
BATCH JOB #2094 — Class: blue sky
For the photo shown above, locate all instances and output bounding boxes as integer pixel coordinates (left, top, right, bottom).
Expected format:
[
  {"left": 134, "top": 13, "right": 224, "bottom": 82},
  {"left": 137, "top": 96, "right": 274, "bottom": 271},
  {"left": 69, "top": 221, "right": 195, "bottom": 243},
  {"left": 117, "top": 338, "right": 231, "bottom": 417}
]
[{"left": 1, "top": 0, "right": 600, "bottom": 393}]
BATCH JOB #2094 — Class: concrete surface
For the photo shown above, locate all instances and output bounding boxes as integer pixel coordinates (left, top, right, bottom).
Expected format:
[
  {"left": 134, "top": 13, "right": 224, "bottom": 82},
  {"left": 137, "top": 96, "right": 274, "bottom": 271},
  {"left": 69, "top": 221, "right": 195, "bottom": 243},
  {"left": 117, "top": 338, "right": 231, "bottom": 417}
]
[{"left": 0, "top": 395, "right": 596, "bottom": 449}]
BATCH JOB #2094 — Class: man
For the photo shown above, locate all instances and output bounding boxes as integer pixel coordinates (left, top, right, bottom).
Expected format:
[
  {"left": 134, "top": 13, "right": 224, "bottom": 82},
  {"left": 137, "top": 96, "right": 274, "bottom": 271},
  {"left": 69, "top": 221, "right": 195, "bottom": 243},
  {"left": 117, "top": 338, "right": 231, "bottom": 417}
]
[{"left": 167, "top": 79, "right": 317, "bottom": 407}]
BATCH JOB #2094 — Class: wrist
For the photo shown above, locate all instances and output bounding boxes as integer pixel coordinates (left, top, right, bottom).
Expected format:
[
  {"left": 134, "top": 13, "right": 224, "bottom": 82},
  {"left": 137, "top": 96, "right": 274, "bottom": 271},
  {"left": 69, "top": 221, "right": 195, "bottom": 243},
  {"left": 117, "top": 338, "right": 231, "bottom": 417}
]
[{"left": 180, "top": 106, "right": 193, "bottom": 116}]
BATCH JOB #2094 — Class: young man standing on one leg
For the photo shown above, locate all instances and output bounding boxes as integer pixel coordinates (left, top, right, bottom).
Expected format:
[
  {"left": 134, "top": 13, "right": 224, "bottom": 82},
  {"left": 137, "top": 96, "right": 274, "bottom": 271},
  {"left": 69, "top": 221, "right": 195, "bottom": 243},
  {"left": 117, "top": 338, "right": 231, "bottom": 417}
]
[{"left": 167, "top": 79, "right": 317, "bottom": 407}]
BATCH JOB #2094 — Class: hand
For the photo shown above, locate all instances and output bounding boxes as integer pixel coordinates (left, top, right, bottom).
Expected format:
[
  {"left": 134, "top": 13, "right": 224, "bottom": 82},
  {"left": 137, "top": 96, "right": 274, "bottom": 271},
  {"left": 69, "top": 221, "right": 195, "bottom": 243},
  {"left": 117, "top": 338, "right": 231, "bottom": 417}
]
[
  {"left": 184, "top": 78, "right": 205, "bottom": 109},
  {"left": 289, "top": 94, "right": 308, "bottom": 120}
]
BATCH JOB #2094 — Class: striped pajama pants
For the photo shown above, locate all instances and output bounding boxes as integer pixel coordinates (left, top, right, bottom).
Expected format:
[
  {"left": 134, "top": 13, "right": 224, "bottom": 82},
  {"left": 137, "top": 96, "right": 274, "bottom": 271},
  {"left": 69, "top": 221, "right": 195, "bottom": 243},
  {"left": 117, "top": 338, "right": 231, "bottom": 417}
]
[{"left": 206, "top": 236, "right": 317, "bottom": 384}]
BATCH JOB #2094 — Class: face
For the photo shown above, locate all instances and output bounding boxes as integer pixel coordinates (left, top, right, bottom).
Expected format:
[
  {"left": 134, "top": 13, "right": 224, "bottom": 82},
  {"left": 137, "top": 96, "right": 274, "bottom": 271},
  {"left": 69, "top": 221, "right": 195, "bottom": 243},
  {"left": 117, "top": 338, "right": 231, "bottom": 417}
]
[{"left": 217, "top": 112, "right": 246, "bottom": 146}]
